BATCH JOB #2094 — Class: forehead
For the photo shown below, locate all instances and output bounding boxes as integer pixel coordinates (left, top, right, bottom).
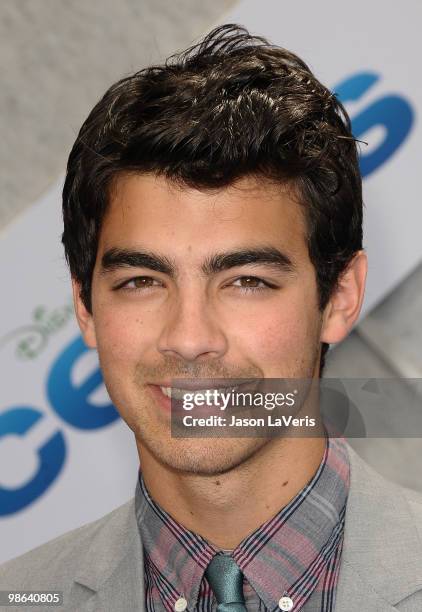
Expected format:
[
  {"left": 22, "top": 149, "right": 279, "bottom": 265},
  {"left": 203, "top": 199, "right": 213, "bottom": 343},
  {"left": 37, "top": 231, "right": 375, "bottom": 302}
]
[{"left": 99, "top": 173, "right": 309, "bottom": 260}]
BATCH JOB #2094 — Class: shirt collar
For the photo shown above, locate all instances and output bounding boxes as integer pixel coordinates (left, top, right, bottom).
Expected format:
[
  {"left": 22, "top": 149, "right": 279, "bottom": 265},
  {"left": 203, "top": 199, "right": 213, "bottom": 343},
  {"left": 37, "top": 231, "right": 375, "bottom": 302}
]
[
  {"left": 235, "top": 436, "right": 349, "bottom": 610},
  {"left": 135, "top": 470, "right": 218, "bottom": 611},
  {"left": 135, "top": 436, "right": 349, "bottom": 611}
]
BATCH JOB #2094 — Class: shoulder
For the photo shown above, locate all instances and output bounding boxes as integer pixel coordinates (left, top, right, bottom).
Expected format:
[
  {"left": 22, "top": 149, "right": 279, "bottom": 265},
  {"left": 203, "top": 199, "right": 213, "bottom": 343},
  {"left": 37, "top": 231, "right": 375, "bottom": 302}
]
[
  {"left": 346, "top": 441, "right": 422, "bottom": 505},
  {"left": 346, "top": 441, "right": 422, "bottom": 526},
  {"left": 334, "top": 443, "right": 422, "bottom": 610},
  {"left": 341, "top": 443, "right": 422, "bottom": 602},
  {"left": 400, "top": 483, "right": 422, "bottom": 536},
  {"left": 0, "top": 498, "right": 136, "bottom": 592}
]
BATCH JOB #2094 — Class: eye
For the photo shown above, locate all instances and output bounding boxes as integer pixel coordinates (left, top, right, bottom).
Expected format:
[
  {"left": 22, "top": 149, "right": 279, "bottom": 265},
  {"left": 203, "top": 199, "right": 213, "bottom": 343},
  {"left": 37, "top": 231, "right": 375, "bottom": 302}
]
[
  {"left": 231, "top": 276, "right": 277, "bottom": 293},
  {"left": 115, "top": 276, "right": 162, "bottom": 292}
]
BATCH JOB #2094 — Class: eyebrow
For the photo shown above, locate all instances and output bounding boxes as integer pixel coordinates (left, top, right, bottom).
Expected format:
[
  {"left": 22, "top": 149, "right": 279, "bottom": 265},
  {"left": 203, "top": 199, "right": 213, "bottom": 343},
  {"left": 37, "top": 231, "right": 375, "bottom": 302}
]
[{"left": 100, "top": 246, "right": 296, "bottom": 277}]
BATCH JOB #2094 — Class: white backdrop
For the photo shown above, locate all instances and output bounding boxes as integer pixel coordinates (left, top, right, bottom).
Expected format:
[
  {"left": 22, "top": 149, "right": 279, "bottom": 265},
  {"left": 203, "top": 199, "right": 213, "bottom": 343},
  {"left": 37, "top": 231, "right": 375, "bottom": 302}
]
[
  {"left": 0, "top": 180, "right": 139, "bottom": 562},
  {"left": 225, "top": 0, "right": 422, "bottom": 311},
  {"left": 1, "top": 0, "right": 421, "bottom": 563}
]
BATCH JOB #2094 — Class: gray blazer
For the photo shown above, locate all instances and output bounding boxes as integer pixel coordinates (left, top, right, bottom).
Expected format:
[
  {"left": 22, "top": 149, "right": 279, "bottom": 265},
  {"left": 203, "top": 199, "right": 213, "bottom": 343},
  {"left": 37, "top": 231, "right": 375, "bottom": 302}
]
[{"left": 1, "top": 443, "right": 422, "bottom": 611}]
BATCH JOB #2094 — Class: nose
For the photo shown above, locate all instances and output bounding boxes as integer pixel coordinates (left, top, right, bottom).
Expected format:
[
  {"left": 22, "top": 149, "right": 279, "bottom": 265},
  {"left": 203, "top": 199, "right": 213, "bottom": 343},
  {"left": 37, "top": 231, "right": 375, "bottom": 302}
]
[{"left": 157, "top": 290, "right": 228, "bottom": 362}]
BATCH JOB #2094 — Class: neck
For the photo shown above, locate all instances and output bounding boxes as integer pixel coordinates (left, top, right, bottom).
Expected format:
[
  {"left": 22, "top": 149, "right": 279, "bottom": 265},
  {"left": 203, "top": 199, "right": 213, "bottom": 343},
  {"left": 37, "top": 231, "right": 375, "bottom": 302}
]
[{"left": 138, "top": 436, "right": 326, "bottom": 549}]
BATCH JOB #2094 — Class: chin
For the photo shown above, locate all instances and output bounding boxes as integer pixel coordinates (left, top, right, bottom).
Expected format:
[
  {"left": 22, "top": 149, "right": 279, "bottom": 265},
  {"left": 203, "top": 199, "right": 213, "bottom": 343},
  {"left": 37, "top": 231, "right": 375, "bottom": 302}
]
[{"left": 142, "top": 436, "right": 270, "bottom": 476}]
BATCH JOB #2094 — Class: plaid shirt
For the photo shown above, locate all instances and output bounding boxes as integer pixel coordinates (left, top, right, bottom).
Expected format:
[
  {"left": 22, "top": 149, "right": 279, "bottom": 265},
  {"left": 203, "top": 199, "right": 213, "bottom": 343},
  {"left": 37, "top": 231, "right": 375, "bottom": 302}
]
[{"left": 135, "top": 436, "right": 349, "bottom": 612}]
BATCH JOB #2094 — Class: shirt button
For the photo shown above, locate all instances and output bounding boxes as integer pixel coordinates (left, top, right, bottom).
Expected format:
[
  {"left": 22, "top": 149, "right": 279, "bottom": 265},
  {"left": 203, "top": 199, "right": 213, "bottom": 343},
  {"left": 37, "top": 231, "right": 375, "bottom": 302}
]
[
  {"left": 174, "top": 597, "right": 188, "bottom": 612},
  {"left": 278, "top": 596, "right": 294, "bottom": 611}
]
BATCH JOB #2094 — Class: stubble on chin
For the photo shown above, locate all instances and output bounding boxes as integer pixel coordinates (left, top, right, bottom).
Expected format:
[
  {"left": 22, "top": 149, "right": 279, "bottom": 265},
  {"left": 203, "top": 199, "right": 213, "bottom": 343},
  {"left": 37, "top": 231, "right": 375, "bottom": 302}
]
[{"left": 136, "top": 425, "right": 271, "bottom": 477}]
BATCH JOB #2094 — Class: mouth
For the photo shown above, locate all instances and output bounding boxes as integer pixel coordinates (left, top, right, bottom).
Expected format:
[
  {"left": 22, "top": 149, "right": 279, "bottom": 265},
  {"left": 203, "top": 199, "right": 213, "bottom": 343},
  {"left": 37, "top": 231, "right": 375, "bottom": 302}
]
[
  {"left": 147, "top": 379, "right": 262, "bottom": 415},
  {"left": 159, "top": 384, "right": 242, "bottom": 400}
]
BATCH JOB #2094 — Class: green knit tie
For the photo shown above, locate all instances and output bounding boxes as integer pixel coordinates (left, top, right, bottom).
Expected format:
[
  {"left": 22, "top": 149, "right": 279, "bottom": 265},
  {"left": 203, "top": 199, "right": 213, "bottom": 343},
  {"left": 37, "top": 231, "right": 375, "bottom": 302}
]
[{"left": 205, "top": 554, "right": 247, "bottom": 612}]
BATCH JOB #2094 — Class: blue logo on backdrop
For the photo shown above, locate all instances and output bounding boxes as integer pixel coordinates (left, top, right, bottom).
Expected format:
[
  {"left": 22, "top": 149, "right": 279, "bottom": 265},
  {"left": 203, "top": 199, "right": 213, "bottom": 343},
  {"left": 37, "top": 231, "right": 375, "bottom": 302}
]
[
  {"left": 0, "top": 336, "right": 119, "bottom": 516},
  {"left": 0, "top": 71, "right": 416, "bottom": 516},
  {"left": 47, "top": 336, "right": 119, "bottom": 430},
  {"left": 0, "top": 408, "right": 66, "bottom": 515},
  {"left": 334, "top": 71, "right": 414, "bottom": 177}
]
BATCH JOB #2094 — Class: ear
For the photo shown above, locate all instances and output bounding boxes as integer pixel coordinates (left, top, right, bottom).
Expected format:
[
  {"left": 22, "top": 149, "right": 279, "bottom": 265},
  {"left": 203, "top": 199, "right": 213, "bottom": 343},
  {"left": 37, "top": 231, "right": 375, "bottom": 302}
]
[
  {"left": 72, "top": 278, "right": 97, "bottom": 348},
  {"left": 320, "top": 250, "right": 367, "bottom": 345}
]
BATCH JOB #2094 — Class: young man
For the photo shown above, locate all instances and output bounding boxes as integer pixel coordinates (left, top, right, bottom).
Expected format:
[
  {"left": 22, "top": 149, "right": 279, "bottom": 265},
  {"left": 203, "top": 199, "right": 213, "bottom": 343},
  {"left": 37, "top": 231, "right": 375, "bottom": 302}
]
[{"left": 1, "top": 24, "right": 422, "bottom": 612}]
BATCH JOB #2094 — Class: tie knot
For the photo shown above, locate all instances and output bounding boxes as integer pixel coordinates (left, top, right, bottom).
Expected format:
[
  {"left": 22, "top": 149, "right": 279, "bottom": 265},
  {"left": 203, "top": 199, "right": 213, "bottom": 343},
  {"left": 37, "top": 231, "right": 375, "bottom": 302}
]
[{"left": 205, "top": 554, "right": 246, "bottom": 609}]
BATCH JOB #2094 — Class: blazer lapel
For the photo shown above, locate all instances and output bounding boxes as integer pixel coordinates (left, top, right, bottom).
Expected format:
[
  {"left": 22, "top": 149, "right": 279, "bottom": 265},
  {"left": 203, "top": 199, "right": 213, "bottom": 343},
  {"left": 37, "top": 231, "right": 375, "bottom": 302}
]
[
  {"left": 336, "top": 443, "right": 422, "bottom": 610},
  {"left": 71, "top": 498, "right": 145, "bottom": 611},
  {"left": 81, "top": 548, "right": 145, "bottom": 612},
  {"left": 336, "top": 560, "right": 399, "bottom": 611}
]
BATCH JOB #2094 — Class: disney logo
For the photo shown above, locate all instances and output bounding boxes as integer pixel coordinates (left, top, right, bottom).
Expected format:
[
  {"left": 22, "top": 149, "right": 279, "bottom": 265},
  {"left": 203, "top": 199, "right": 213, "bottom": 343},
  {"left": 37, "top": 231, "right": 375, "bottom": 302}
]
[{"left": 0, "top": 300, "right": 74, "bottom": 360}]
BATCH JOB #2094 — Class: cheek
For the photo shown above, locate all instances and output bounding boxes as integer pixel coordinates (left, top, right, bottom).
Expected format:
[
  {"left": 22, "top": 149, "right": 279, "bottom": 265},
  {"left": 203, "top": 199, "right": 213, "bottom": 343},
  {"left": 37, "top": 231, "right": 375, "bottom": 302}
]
[
  {"left": 239, "top": 312, "right": 306, "bottom": 359},
  {"left": 229, "top": 287, "right": 321, "bottom": 368},
  {"left": 93, "top": 304, "right": 154, "bottom": 364}
]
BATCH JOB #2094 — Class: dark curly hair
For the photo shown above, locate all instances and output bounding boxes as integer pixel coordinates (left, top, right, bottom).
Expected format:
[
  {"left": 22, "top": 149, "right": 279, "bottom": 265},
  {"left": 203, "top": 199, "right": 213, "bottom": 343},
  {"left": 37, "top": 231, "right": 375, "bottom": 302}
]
[{"left": 62, "top": 24, "right": 363, "bottom": 376}]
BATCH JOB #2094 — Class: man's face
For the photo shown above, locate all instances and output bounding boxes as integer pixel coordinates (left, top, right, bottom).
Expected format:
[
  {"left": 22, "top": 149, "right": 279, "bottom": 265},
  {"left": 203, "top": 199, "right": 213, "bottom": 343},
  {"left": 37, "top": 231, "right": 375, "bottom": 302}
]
[{"left": 77, "top": 173, "right": 326, "bottom": 475}]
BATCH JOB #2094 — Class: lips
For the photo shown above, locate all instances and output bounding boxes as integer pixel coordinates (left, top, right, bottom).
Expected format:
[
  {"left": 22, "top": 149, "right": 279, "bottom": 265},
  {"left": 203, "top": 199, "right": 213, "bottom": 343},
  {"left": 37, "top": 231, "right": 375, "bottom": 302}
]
[
  {"left": 152, "top": 378, "right": 258, "bottom": 391},
  {"left": 159, "top": 385, "right": 242, "bottom": 400},
  {"left": 148, "top": 378, "right": 263, "bottom": 418}
]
